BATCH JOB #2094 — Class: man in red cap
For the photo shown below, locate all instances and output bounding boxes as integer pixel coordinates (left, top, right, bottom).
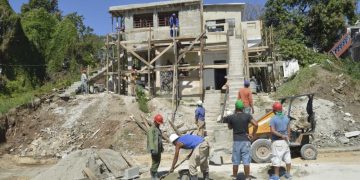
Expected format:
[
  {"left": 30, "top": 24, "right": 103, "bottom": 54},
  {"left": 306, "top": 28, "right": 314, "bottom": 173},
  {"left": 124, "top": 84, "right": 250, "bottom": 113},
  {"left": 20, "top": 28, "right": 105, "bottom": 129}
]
[
  {"left": 269, "top": 102, "right": 292, "bottom": 180},
  {"left": 147, "top": 114, "right": 164, "bottom": 180}
]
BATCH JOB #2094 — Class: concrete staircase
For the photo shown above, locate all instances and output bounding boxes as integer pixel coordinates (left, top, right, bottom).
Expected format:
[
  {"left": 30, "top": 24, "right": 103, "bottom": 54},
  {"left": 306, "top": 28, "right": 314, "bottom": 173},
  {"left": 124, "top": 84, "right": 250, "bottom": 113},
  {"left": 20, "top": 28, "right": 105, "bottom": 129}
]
[
  {"left": 203, "top": 90, "right": 232, "bottom": 153},
  {"left": 59, "top": 62, "right": 114, "bottom": 97},
  {"left": 226, "top": 33, "right": 245, "bottom": 111}
]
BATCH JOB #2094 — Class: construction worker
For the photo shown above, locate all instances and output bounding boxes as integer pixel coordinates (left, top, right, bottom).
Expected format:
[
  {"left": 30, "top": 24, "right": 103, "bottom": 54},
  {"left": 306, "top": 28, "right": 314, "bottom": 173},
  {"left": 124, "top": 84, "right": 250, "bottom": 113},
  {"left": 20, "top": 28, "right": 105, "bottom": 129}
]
[
  {"left": 169, "top": 134, "right": 210, "bottom": 180},
  {"left": 129, "top": 71, "right": 137, "bottom": 96},
  {"left": 195, "top": 100, "right": 205, "bottom": 137},
  {"left": 147, "top": 114, "right": 164, "bottom": 180},
  {"left": 238, "top": 80, "right": 254, "bottom": 114},
  {"left": 269, "top": 102, "right": 292, "bottom": 180},
  {"left": 169, "top": 13, "right": 179, "bottom": 37},
  {"left": 223, "top": 100, "right": 258, "bottom": 180},
  {"left": 80, "top": 69, "right": 88, "bottom": 94}
]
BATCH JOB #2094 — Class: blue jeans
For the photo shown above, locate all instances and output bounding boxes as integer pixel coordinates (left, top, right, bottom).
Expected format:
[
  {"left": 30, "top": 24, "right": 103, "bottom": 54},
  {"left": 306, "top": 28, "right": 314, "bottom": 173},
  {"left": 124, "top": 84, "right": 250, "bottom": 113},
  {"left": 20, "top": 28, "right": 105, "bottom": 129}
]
[{"left": 232, "top": 141, "right": 251, "bottom": 165}]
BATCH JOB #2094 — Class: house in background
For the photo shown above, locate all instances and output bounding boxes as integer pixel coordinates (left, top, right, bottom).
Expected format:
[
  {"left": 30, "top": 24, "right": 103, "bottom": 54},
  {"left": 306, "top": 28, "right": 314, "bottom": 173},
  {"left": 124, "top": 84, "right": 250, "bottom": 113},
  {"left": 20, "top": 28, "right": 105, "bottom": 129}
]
[{"left": 106, "top": 0, "right": 281, "bottom": 108}]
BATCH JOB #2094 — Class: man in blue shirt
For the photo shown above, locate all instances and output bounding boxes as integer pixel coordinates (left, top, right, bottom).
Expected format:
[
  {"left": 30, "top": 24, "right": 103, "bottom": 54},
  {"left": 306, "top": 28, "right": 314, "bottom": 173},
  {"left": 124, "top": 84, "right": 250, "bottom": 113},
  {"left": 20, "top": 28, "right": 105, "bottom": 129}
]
[
  {"left": 169, "top": 134, "right": 210, "bottom": 180},
  {"left": 169, "top": 13, "right": 179, "bottom": 37},
  {"left": 195, "top": 100, "right": 206, "bottom": 137},
  {"left": 270, "top": 102, "right": 292, "bottom": 180}
]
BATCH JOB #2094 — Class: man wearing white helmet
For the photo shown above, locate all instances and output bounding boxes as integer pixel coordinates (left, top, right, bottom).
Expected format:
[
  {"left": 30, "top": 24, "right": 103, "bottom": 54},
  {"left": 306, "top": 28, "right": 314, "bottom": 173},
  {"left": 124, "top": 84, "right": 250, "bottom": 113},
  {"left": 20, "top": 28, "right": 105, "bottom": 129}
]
[
  {"left": 169, "top": 134, "right": 210, "bottom": 180},
  {"left": 195, "top": 100, "right": 206, "bottom": 136}
]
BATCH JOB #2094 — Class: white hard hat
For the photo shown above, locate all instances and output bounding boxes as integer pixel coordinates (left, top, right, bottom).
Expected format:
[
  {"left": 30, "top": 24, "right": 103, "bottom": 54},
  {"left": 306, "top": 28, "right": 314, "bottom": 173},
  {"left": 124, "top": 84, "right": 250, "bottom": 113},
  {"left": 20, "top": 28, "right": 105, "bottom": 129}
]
[
  {"left": 169, "top": 134, "right": 179, "bottom": 143},
  {"left": 197, "top": 100, "right": 203, "bottom": 106}
]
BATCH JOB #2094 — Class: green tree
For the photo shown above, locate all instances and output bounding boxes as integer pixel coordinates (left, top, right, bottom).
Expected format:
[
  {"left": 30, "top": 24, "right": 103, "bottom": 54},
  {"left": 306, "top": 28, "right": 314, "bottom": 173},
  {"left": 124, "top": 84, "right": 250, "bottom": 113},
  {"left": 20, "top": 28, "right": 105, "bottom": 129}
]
[
  {"left": 21, "top": 0, "right": 59, "bottom": 14},
  {"left": 265, "top": 0, "right": 357, "bottom": 51},
  {"left": 21, "top": 8, "right": 58, "bottom": 57},
  {"left": 46, "top": 18, "right": 78, "bottom": 74}
]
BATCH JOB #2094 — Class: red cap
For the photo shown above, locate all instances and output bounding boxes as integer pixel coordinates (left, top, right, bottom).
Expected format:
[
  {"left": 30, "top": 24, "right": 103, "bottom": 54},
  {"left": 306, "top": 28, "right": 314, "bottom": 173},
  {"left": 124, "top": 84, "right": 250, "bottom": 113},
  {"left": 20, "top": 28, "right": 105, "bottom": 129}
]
[
  {"left": 154, "top": 114, "right": 164, "bottom": 124},
  {"left": 272, "top": 102, "right": 283, "bottom": 112}
]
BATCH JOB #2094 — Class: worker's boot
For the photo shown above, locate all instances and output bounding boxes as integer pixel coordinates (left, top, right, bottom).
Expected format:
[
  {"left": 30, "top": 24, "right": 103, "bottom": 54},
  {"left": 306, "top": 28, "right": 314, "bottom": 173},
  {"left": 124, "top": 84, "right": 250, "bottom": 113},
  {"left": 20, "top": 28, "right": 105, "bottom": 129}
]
[
  {"left": 190, "top": 175, "right": 198, "bottom": 180},
  {"left": 203, "top": 172, "right": 210, "bottom": 180},
  {"left": 151, "top": 172, "right": 159, "bottom": 180}
]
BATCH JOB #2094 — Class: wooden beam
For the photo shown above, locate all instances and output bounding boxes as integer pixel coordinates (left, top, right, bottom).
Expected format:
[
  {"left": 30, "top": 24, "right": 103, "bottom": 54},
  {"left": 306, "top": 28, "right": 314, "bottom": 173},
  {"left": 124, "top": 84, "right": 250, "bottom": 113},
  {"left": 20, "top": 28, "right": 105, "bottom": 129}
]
[
  {"left": 140, "top": 43, "right": 174, "bottom": 72},
  {"left": 119, "top": 43, "right": 154, "bottom": 68},
  {"left": 177, "top": 31, "right": 206, "bottom": 63}
]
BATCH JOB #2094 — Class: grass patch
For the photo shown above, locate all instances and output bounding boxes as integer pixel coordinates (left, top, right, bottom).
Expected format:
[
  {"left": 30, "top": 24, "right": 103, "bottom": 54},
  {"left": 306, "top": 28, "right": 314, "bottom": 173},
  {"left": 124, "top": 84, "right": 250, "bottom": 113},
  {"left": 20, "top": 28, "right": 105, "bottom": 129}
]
[
  {"left": 276, "top": 67, "right": 318, "bottom": 98},
  {"left": 136, "top": 86, "right": 149, "bottom": 113},
  {"left": 0, "top": 73, "right": 79, "bottom": 115}
]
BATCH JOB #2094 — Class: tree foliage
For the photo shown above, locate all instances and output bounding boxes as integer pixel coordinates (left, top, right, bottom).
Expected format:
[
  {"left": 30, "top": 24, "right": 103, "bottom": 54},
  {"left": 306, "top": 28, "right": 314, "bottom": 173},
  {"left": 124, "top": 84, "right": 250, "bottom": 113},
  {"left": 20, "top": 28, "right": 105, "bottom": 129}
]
[
  {"left": 1, "top": 0, "right": 103, "bottom": 96},
  {"left": 21, "top": 8, "right": 58, "bottom": 56},
  {"left": 265, "top": 0, "right": 357, "bottom": 51}
]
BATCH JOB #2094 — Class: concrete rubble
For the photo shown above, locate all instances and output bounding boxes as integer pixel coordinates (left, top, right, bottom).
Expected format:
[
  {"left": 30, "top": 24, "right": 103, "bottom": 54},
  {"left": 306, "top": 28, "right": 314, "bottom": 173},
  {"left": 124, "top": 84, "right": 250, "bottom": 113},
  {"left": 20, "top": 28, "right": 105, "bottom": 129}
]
[{"left": 33, "top": 149, "right": 137, "bottom": 180}]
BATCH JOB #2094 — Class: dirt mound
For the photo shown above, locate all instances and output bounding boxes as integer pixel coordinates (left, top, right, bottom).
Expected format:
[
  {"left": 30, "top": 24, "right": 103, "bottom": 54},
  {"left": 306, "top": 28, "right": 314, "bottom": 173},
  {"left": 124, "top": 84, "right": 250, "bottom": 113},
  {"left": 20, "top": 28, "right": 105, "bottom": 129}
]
[
  {"left": 277, "top": 65, "right": 360, "bottom": 147},
  {"left": 0, "top": 93, "right": 147, "bottom": 157}
]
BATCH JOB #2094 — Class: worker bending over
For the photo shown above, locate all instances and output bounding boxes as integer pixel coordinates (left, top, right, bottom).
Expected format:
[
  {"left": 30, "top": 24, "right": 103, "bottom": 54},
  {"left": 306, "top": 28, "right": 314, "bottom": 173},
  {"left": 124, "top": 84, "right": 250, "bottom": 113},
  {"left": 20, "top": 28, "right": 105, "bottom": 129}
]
[
  {"left": 224, "top": 100, "right": 258, "bottom": 180},
  {"left": 147, "top": 114, "right": 164, "bottom": 180},
  {"left": 270, "top": 102, "right": 292, "bottom": 180},
  {"left": 169, "top": 134, "right": 210, "bottom": 180},
  {"left": 238, "top": 80, "right": 254, "bottom": 114}
]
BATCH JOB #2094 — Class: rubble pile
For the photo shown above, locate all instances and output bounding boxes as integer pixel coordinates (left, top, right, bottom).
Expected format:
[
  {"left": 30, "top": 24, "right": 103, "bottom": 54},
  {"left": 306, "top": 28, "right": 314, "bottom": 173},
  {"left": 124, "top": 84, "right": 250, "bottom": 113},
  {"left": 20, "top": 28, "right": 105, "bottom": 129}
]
[
  {"left": 0, "top": 93, "right": 147, "bottom": 157},
  {"left": 288, "top": 98, "right": 360, "bottom": 147},
  {"left": 33, "top": 149, "right": 138, "bottom": 180}
]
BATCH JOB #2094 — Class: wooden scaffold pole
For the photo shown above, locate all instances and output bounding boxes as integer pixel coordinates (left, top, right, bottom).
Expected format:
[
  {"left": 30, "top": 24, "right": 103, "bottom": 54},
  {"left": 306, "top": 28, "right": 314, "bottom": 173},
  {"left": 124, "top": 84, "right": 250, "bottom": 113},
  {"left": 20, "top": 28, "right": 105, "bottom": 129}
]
[
  {"left": 171, "top": 30, "right": 178, "bottom": 122},
  {"left": 117, "top": 31, "right": 121, "bottom": 94},
  {"left": 106, "top": 34, "right": 109, "bottom": 93},
  {"left": 199, "top": 0, "right": 205, "bottom": 101}
]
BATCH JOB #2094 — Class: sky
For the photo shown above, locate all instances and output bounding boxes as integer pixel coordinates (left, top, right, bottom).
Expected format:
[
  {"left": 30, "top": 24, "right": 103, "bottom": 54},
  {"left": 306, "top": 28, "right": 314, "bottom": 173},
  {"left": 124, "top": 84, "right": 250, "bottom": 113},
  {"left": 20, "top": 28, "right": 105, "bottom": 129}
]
[{"left": 8, "top": 0, "right": 359, "bottom": 35}]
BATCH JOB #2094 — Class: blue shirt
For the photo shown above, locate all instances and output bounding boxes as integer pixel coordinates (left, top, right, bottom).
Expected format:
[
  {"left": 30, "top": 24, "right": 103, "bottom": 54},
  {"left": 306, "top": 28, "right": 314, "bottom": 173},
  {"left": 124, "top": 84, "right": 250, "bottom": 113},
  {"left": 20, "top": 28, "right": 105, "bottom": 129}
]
[
  {"left": 270, "top": 114, "right": 290, "bottom": 141},
  {"left": 169, "top": 16, "right": 179, "bottom": 27},
  {"left": 177, "top": 134, "right": 204, "bottom": 149},
  {"left": 195, "top": 106, "right": 205, "bottom": 121}
]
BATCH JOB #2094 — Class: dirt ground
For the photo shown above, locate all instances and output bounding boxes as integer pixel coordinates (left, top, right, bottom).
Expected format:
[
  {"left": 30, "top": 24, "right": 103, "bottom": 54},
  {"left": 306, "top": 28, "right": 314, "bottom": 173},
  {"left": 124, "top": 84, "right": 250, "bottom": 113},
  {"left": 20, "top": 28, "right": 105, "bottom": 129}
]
[{"left": 1, "top": 150, "right": 360, "bottom": 180}]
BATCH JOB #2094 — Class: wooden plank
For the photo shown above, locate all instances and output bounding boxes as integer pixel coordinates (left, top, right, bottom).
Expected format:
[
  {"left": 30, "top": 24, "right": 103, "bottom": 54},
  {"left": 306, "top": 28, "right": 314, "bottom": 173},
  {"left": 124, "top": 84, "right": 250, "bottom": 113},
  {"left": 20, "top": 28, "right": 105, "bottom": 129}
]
[
  {"left": 140, "top": 43, "right": 174, "bottom": 72},
  {"left": 82, "top": 168, "right": 97, "bottom": 180},
  {"left": 177, "top": 31, "right": 206, "bottom": 63},
  {"left": 120, "top": 43, "right": 154, "bottom": 68}
]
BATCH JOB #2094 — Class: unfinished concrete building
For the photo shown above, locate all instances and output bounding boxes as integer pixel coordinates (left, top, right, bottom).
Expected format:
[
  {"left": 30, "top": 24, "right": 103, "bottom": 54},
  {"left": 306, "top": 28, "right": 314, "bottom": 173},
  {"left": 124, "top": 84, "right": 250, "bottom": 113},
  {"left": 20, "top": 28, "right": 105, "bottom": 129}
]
[{"left": 104, "top": 0, "right": 282, "bottom": 112}]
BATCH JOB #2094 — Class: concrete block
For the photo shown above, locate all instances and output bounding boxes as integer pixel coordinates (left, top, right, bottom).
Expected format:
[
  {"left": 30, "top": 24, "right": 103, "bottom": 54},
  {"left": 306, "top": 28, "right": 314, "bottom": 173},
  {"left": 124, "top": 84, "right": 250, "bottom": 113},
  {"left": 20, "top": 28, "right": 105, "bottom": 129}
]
[{"left": 121, "top": 167, "right": 140, "bottom": 180}]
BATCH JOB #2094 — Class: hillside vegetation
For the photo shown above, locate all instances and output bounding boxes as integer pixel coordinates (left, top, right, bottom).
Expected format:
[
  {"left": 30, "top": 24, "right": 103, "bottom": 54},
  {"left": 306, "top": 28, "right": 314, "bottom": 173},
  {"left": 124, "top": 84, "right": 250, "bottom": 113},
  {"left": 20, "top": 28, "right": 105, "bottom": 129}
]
[{"left": 0, "top": 0, "right": 103, "bottom": 113}]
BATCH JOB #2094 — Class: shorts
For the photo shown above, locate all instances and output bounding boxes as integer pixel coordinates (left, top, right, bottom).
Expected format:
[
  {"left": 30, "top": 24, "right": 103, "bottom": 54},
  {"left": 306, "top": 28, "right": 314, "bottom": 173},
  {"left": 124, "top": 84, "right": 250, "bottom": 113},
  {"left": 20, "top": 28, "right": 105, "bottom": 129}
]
[
  {"left": 232, "top": 141, "right": 251, "bottom": 166},
  {"left": 244, "top": 107, "right": 251, "bottom": 114},
  {"left": 271, "top": 140, "right": 291, "bottom": 166}
]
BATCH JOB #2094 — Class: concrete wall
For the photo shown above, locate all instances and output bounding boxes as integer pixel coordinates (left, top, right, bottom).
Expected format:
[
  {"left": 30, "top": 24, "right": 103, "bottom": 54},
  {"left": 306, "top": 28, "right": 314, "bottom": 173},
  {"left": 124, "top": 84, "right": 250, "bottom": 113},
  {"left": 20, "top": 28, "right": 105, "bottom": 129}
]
[
  {"left": 203, "top": 51, "right": 227, "bottom": 89},
  {"left": 123, "top": 5, "right": 201, "bottom": 41},
  {"left": 241, "top": 20, "right": 262, "bottom": 47},
  {"left": 154, "top": 51, "right": 201, "bottom": 96},
  {"left": 203, "top": 5, "right": 242, "bottom": 43}
]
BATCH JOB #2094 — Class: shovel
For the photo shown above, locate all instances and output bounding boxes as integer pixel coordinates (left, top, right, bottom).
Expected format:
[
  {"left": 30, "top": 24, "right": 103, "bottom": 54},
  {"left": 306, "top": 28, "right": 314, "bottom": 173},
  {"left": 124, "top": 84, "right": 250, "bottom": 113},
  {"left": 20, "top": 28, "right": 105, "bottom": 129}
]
[{"left": 159, "top": 157, "right": 189, "bottom": 180}]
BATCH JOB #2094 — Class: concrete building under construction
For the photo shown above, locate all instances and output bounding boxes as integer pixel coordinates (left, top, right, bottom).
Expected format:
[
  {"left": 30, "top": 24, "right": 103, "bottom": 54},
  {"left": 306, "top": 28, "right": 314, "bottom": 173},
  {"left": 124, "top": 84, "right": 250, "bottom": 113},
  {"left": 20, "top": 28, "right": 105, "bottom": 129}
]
[{"left": 103, "top": 0, "right": 283, "bottom": 110}]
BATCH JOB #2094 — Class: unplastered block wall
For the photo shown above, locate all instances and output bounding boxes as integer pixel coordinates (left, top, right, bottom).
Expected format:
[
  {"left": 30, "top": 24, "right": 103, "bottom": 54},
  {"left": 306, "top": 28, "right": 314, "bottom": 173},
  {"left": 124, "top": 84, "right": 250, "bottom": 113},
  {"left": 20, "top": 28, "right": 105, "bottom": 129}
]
[
  {"left": 123, "top": 5, "right": 201, "bottom": 41},
  {"left": 241, "top": 21, "right": 261, "bottom": 40},
  {"left": 203, "top": 51, "right": 227, "bottom": 89},
  {"left": 203, "top": 5, "right": 243, "bottom": 29},
  {"left": 155, "top": 51, "right": 201, "bottom": 95}
]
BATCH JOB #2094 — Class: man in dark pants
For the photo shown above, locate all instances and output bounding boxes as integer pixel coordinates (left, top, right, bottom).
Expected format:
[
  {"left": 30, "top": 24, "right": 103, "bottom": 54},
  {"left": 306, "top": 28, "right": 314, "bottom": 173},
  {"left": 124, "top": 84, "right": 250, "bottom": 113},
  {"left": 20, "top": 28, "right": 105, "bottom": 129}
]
[
  {"left": 147, "top": 114, "right": 164, "bottom": 180},
  {"left": 224, "top": 100, "right": 258, "bottom": 180}
]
